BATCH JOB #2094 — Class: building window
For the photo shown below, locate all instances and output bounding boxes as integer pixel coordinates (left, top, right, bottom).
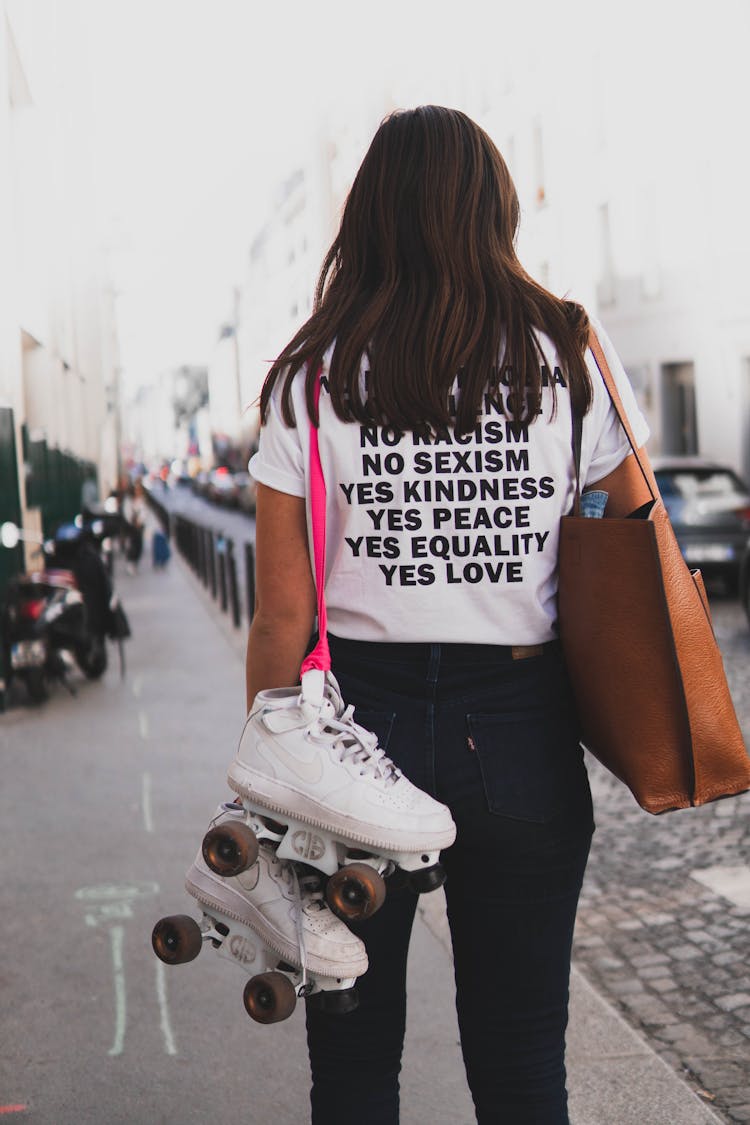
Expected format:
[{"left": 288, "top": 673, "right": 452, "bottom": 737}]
[{"left": 661, "top": 362, "right": 698, "bottom": 455}]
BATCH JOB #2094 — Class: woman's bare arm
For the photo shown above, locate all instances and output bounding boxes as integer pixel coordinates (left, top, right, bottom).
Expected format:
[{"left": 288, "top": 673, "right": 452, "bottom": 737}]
[
  {"left": 245, "top": 483, "right": 316, "bottom": 711},
  {"left": 585, "top": 446, "right": 660, "bottom": 518}
]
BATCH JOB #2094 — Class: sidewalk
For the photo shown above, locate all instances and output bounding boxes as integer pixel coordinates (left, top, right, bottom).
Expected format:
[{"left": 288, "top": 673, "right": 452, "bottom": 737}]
[
  {"left": 1, "top": 541, "right": 724, "bottom": 1123},
  {"left": 171, "top": 545, "right": 725, "bottom": 1125}
]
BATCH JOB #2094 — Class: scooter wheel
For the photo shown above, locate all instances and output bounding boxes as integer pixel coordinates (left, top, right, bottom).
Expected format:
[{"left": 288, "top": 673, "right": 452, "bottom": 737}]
[
  {"left": 25, "top": 669, "right": 49, "bottom": 704},
  {"left": 75, "top": 638, "right": 108, "bottom": 679}
]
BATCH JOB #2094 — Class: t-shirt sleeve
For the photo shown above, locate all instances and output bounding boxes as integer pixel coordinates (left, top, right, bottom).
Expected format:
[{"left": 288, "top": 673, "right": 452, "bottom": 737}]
[
  {"left": 584, "top": 317, "right": 650, "bottom": 485},
  {"left": 248, "top": 380, "right": 306, "bottom": 498}
]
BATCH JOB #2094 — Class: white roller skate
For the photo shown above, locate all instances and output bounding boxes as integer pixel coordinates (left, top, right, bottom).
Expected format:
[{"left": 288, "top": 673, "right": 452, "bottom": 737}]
[
  {"left": 152, "top": 803, "right": 368, "bottom": 1024},
  {"left": 214, "top": 672, "right": 457, "bottom": 921}
]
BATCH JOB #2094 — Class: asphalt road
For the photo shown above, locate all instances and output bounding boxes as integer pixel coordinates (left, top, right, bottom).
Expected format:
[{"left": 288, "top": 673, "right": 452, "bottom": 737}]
[
  {"left": 0, "top": 545, "right": 476, "bottom": 1125},
  {"left": 1, "top": 493, "right": 747, "bottom": 1124},
  {"left": 150, "top": 484, "right": 750, "bottom": 1122}
]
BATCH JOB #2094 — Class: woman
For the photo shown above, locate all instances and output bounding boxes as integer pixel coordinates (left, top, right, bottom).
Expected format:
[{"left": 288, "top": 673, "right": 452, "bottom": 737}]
[
  {"left": 247, "top": 106, "right": 653, "bottom": 1124},
  {"left": 122, "top": 479, "right": 146, "bottom": 574}
]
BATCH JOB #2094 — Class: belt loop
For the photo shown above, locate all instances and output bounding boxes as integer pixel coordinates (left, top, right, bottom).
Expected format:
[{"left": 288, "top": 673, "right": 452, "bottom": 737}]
[{"left": 511, "top": 644, "right": 546, "bottom": 661}]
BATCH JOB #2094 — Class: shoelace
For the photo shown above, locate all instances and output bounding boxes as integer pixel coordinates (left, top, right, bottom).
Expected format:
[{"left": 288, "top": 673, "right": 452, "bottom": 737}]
[
  {"left": 212, "top": 807, "right": 314, "bottom": 992},
  {"left": 307, "top": 699, "right": 401, "bottom": 785},
  {"left": 298, "top": 871, "right": 327, "bottom": 911},
  {"left": 290, "top": 864, "right": 309, "bottom": 991}
]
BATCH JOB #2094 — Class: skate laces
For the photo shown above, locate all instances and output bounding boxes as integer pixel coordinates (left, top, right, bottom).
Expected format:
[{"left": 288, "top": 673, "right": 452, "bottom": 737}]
[
  {"left": 297, "top": 870, "right": 327, "bottom": 912},
  {"left": 309, "top": 699, "right": 400, "bottom": 785},
  {"left": 290, "top": 864, "right": 309, "bottom": 989}
]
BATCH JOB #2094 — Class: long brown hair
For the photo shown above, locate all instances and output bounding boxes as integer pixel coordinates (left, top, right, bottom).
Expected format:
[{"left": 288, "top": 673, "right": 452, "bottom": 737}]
[{"left": 260, "top": 105, "right": 592, "bottom": 435}]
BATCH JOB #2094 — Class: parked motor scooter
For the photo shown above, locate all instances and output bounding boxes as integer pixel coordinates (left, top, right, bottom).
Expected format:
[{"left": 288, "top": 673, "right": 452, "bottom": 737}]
[
  {"left": 1, "top": 568, "right": 81, "bottom": 702},
  {"left": 81, "top": 497, "right": 122, "bottom": 578},
  {"left": 0, "top": 520, "right": 130, "bottom": 703}
]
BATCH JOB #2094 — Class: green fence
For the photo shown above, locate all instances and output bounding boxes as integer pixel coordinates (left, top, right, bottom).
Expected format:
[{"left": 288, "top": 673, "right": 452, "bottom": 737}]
[
  {"left": 0, "top": 408, "right": 23, "bottom": 707},
  {"left": 23, "top": 426, "right": 98, "bottom": 538},
  {"left": 0, "top": 407, "right": 24, "bottom": 597},
  {"left": 1, "top": 418, "right": 98, "bottom": 709}
]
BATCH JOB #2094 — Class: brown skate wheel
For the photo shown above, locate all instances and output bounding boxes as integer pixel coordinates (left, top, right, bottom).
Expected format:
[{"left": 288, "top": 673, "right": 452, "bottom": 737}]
[
  {"left": 243, "top": 971, "right": 297, "bottom": 1024},
  {"left": 326, "top": 863, "right": 386, "bottom": 921},
  {"left": 152, "top": 915, "right": 203, "bottom": 965},
  {"left": 202, "top": 821, "right": 259, "bottom": 877}
]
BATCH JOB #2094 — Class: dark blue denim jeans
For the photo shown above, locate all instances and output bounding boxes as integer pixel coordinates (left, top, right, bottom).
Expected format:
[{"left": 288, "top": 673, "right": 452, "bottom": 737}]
[{"left": 306, "top": 635, "right": 595, "bottom": 1125}]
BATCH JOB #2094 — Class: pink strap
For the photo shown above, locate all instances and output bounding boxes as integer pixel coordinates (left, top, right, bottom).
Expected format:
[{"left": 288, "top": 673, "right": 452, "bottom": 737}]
[{"left": 300, "top": 367, "right": 331, "bottom": 674}]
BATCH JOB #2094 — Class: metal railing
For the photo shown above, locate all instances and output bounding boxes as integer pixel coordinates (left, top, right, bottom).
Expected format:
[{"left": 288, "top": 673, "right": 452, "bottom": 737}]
[{"left": 145, "top": 491, "right": 255, "bottom": 630}]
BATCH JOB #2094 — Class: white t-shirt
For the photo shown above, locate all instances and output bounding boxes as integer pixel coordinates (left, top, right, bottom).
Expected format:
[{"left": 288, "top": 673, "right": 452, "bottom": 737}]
[{"left": 249, "top": 317, "right": 649, "bottom": 645}]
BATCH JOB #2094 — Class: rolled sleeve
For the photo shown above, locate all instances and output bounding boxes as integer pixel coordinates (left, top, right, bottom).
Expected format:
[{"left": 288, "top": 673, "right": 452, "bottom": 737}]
[{"left": 248, "top": 381, "right": 306, "bottom": 498}]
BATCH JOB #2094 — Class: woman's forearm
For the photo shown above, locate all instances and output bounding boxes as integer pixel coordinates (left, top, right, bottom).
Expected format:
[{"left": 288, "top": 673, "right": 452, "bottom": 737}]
[{"left": 245, "top": 611, "right": 314, "bottom": 712}]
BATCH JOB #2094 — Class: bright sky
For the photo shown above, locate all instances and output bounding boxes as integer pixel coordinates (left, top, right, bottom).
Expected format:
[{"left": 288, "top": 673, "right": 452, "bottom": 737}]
[
  {"left": 75, "top": 0, "right": 535, "bottom": 393},
  {"left": 14, "top": 0, "right": 746, "bottom": 395}
]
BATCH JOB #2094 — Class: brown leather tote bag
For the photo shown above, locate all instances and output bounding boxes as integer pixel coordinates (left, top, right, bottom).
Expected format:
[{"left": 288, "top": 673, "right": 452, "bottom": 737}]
[{"left": 557, "top": 331, "right": 750, "bottom": 814}]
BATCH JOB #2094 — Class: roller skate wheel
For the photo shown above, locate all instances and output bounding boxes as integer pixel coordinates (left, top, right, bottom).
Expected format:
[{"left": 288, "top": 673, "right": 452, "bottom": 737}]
[
  {"left": 326, "top": 863, "right": 386, "bottom": 921},
  {"left": 202, "top": 821, "right": 259, "bottom": 877},
  {"left": 243, "top": 972, "right": 297, "bottom": 1024},
  {"left": 152, "top": 915, "right": 203, "bottom": 965}
]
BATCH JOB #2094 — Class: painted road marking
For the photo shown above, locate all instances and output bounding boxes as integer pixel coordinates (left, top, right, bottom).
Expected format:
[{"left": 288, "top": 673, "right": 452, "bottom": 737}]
[
  {"left": 75, "top": 882, "right": 159, "bottom": 905},
  {"left": 76, "top": 882, "right": 179, "bottom": 1057},
  {"left": 132, "top": 674, "right": 143, "bottom": 699},
  {"left": 142, "top": 772, "right": 154, "bottom": 833},
  {"left": 155, "top": 959, "right": 177, "bottom": 1055},
  {"left": 107, "top": 925, "right": 127, "bottom": 1056},
  {"left": 138, "top": 710, "right": 150, "bottom": 740}
]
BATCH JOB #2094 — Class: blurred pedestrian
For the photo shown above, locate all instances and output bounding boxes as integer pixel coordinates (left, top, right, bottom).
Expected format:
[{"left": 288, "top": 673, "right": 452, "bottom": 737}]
[
  {"left": 247, "top": 106, "right": 655, "bottom": 1123},
  {"left": 152, "top": 527, "right": 171, "bottom": 569},
  {"left": 122, "top": 479, "right": 146, "bottom": 575}
]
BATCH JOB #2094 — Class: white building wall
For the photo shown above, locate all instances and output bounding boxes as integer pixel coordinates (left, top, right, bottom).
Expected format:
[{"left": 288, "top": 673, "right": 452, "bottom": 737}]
[
  {"left": 208, "top": 322, "right": 243, "bottom": 446},
  {"left": 234, "top": 8, "right": 750, "bottom": 479},
  {"left": 0, "top": 11, "right": 26, "bottom": 428},
  {"left": 469, "top": 6, "right": 750, "bottom": 478},
  {"left": 1, "top": 0, "right": 121, "bottom": 505}
]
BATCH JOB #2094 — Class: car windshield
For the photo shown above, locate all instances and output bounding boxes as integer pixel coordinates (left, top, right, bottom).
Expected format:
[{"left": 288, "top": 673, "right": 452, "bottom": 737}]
[{"left": 655, "top": 469, "right": 747, "bottom": 499}]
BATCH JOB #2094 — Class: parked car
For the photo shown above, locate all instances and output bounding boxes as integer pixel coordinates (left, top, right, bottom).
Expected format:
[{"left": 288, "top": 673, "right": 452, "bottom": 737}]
[
  {"left": 207, "top": 467, "right": 238, "bottom": 507},
  {"left": 191, "top": 470, "right": 211, "bottom": 499},
  {"left": 652, "top": 456, "right": 750, "bottom": 591},
  {"left": 234, "top": 471, "right": 257, "bottom": 514},
  {"left": 740, "top": 542, "right": 750, "bottom": 626}
]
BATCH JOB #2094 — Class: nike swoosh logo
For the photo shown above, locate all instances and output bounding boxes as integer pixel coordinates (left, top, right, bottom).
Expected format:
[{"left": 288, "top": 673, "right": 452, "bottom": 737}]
[{"left": 255, "top": 736, "right": 324, "bottom": 785}]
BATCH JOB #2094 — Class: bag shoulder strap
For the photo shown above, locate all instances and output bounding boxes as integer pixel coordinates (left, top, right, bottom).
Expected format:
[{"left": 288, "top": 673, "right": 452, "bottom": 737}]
[{"left": 586, "top": 329, "right": 657, "bottom": 501}]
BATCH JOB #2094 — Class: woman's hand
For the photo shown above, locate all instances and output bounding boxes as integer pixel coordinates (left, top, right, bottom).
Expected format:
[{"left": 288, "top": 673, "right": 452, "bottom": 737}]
[
  {"left": 245, "top": 483, "right": 316, "bottom": 711},
  {"left": 585, "top": 447, "right": 661, "bottom": 518}
]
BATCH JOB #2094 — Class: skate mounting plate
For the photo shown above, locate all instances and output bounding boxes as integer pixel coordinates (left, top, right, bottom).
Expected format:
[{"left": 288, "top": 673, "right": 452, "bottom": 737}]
[{"left": 239, "top": 796, "right": 443, "bottom": 878}]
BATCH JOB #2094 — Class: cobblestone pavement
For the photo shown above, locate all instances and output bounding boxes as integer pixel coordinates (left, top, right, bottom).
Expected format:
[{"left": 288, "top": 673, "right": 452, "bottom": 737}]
[{"left": 573, "top": 595, "right": 750, "bottom": 1124}]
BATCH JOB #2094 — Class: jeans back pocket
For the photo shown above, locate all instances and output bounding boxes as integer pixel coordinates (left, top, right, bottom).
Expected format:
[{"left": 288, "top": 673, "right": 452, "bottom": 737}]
[{"left": 467, "top": 708, "right": 585, "bottom": 823}]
